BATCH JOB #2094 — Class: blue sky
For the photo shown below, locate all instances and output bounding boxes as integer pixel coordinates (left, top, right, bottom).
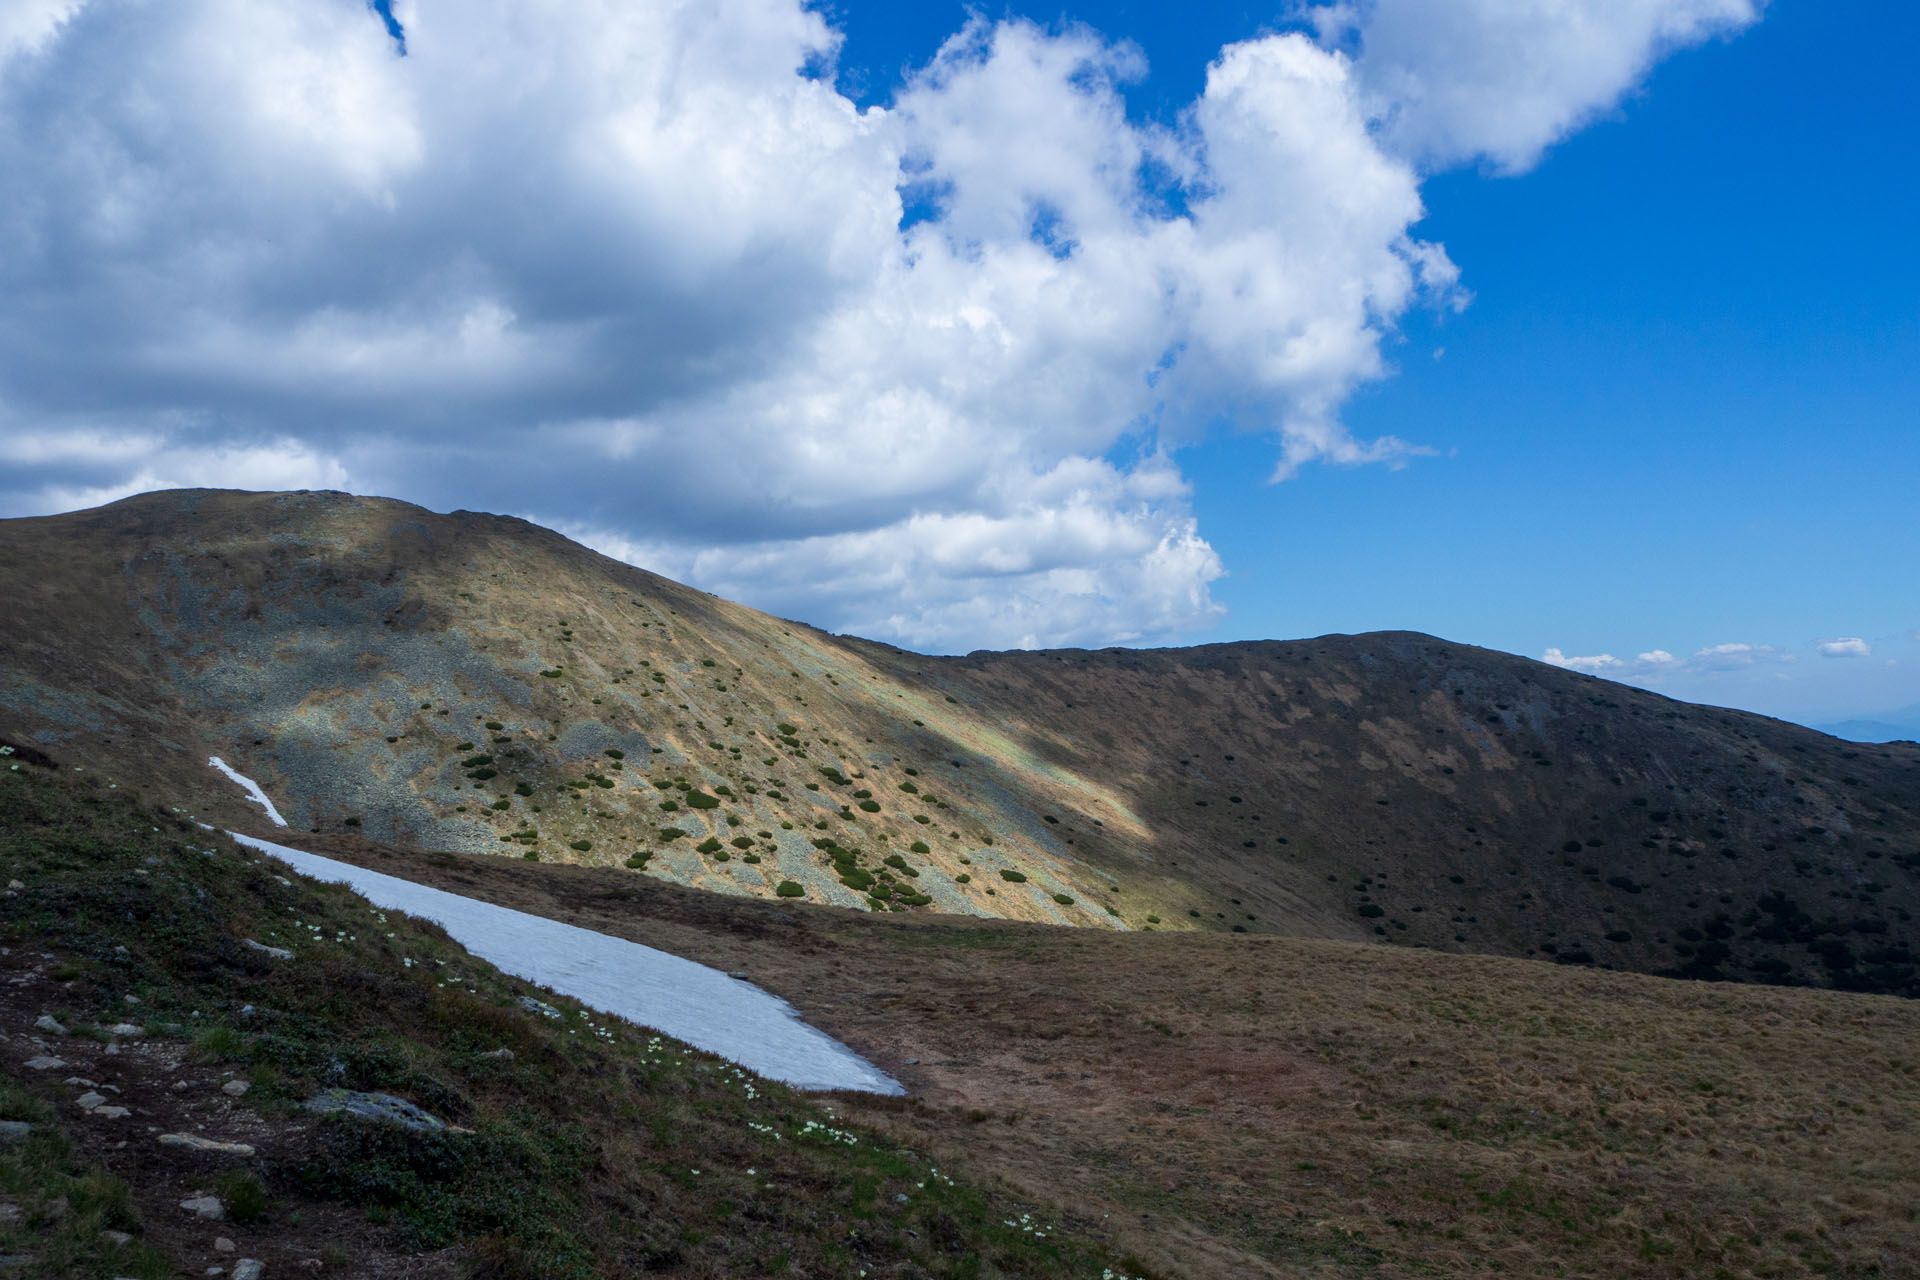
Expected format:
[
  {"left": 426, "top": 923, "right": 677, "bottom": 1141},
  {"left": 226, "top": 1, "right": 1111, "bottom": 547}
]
[
  {"left": 826, "top": 0, "right": 1920, "bottom": 724},
  {"left": 0, "top": 0, "right": 1912, "bottom": 728}
]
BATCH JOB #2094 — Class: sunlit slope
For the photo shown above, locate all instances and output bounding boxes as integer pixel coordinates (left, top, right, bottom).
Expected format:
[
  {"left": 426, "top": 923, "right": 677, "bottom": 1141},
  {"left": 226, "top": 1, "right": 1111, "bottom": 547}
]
[{"left": 3, "top": 488, "right": 1917, "bottom": 995}]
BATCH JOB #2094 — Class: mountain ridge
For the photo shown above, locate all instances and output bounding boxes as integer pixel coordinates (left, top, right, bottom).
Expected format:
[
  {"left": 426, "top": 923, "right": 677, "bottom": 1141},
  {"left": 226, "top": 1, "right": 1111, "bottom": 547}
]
[{"left": 4, "top": 487, "right": 1918, "bottom": 995}]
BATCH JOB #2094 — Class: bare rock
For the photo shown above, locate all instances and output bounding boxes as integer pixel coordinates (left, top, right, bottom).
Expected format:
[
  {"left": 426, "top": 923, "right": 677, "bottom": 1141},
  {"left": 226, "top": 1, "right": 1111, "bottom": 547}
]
[
  {"left": 476, "top": 1048, "right": 514, "bottom": 1061},
  {"left": 214, "top": 1237, "right": 236, "bottom": 1253},
  {"left": 98, "top": 1228, "right": 133, "bottom": 1246},
  {"left": 221, "top": 1080, "right": 250, "bottom": 1098},
  {"left": 107, "top": 1022, "right": 144, "bottom": 1037},
  {"left": 91, "top": 1105, "right": 131, "bottom": 1119},
  {"left": 74, "top": 1091, "right": 106, "bottom": 1111},
  {"left": 160, "top": 1133, "right": 257, "bottom": 1157},
  {"left": 302, "top": 1088, "right": 451, "bottom": 1132},
  {"left": 22, "top": 1056, "right": 65, "bottom": 1071},
  {"left": 243, "top": 939, "right": 292, "bottom": 961},
  {"left": 233, "top": 1260, "right": 266, "bottom": 1280},
  {"left": 32, "top": 1015, "right": 67, "bottom": 1036},
  {"left": 179, "top": 1195, "right": 225, "bottom": 1221},
  {"left": 0, "top": 1122, "right": 29, "bottom": 1144}
]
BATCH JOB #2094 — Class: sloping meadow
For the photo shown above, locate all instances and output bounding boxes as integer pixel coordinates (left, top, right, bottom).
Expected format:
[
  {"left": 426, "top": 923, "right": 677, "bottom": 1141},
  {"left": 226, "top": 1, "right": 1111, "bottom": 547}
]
[{"left": 0, "top": 764, "right": 1143, "bottom": 1278}]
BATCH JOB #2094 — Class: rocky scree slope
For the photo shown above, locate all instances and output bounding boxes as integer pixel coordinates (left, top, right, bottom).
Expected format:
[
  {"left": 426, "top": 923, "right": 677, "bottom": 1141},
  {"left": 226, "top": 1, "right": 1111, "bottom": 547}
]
[{"left": 3, "top": 488, "right": 1918, "bottom": 994}]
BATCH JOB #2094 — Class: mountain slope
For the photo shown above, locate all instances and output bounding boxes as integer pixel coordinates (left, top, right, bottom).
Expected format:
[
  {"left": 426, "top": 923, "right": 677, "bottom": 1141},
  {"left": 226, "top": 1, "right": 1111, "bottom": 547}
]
[{"left": 3, "top": 488, "right": 1918, "bottom": 994}]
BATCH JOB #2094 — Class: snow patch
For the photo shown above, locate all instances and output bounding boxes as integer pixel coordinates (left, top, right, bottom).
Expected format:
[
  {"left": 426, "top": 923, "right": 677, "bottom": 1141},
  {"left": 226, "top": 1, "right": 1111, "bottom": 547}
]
[
  {"left": 208, "top": 757, "right": 288, "bottom": 827},
  {"left": 230, "top": 834, "right": 903, "bottom": 1095}
]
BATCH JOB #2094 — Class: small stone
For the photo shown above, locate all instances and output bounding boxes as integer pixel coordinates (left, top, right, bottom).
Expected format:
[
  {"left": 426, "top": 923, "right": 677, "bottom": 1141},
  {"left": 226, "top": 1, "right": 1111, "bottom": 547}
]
[
  {"left": 108, "top": 1023, "right": 144, "bottom": 1037},
  {"left": 4, "top": 880, "right": 20, "bottom": 891},
  {"left": 0, "top": 1122, "right": 29, "bottom": 1144},
  {"left": 92, "top": 1106, "right": 132, "bottom": 1119},
  {"left": 99, "top": 1228, "right": 133, "bottom": 1246},
  {"left": 904, "top": 1058, "right": 920, "bottom": 1065},
  {"left": 728, "top": 971, "right": 750, "bottom": 980},
  {"left": 22, "top": 1056, "right": 65, "bottom": 1071},
  {"left": 33, "top": 1015, "right": 67, "bottom": 1036},
  {"left": 63, "top": 1076, "right": 99, "bottom": 1088},
  {"left": 476, "top": 1048, "right": 514, "bottom": 1061},
  {"left": 221, "top": 1080, "right": 250, "bottom": 1098},
  {"left": 75, "top": 1091, "right": 106, "bottom": 1111},
  {"left": 215, "top": 1237, "right": 236, "bottom": 1253},
  {"left": 160, "top": 1133, "right": 257, "bottom": 1157},
  {"left": 233, "top": 1260, "right": 266, "bottom": 1280},
  {"left": 124, "top": 995, "right": 141, "bottom": 1005},
  {"left": 180, "top": 1195, "right": 226, "bottom": 1221},
  {"left": 242, "top": 940, "right": 292, "bottom": 961}
]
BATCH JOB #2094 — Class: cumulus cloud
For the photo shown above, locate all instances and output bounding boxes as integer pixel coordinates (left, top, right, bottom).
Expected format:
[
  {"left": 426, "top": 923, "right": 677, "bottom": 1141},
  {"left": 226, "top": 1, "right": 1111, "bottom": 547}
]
[
  {"left": 0, "top": 0, "right": 1762, "bottom": 649},
  {"left": 1309, "top": 0, "right": 1764, "bottom": 172},
  {"left": 1540, "top": 648, "right": 1622, "bottom": 674},
  {"left": 1817, "top": 637, "right": 1871, "bottom": 658}
]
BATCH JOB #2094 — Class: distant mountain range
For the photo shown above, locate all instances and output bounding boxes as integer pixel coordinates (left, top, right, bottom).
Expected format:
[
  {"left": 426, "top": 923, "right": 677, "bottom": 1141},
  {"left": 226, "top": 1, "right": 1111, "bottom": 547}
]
[
  {"left": 3, "top": 488, "right": 1918, "bottom": 996},
  {"left": 1814, "top": 705, "right": 1920, "bottom": 743}
]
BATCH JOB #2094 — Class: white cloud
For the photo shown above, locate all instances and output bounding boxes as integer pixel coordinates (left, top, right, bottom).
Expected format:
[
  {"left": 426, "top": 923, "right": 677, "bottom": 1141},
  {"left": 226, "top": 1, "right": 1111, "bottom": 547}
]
[
  {"left": 1637, "top": 649, "right": 1678, "bottom": 665},
  {"left": 0, "top": 0, "right": 1764, "bottom": 649},
  {"left": 1311, "top": 0, "right": 1765, "bottom": 172},
  {"left": 1817, "top": 637, "right": 1871, "bottom": 658},
  {"left": 1541, "top": 647, "right": 1622, "bottom": 674}
]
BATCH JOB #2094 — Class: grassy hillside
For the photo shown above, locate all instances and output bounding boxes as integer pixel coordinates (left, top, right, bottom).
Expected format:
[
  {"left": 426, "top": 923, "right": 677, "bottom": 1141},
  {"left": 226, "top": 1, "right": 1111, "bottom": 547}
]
[
  {"left": 2, "top": 487, "right": 1918, "bottom": 997},
  {"left": 265, "top": 824, "right": 1920, "bottom": 1280},
  {"left": 0, "top": 764, "right": 1134, "bottom": 1278}
]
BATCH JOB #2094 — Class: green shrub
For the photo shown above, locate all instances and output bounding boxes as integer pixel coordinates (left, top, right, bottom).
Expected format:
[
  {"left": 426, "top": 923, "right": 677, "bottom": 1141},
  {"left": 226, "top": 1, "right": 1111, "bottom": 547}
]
[
  {"left": 900, "top": 893, "right": 932, "bottom": 906},
  {"left": 658, "top": 800, "right": 679, "bottom": 812},
  {"left": 777, "top": 722, "right": 798, "bottom": 735},
  {"left": 910, "top": 841, "right": 930, "bottom": 854},
  {"left": 216, "top": 1169, "right": 271, "bottom": 1224},
  {"left": 883, "top": 854, "right": 907, "bottom": 870},
  {"left": 852, "top": 789, "right": 873, "bottom": 799},
  {"left": 604, "top": 748, "right": 624, "bottom": 760},
  {"left": 490, "top": 799, "right": 511, "bottom": 811},
  {"left": 856, "top": 800, "right": 879, "bottom": 812},
  {"left": 343, "top": 816, "right": 362, "bottom": 827},
  {"left": 624, "top": 853, "right": 650, "bottom": 869},
  {"left": 514, "top": 782, "right": 534, "bottom": 797},
  {"left": 913, "top": 815, "right": 931, "bottom": 825},
  {"left": 570, "top": 840, "right": 592, "bottom": 852},
  {"left": 523, "top": 850, "right": 539, "bottom": 861},
  {"left": 455, "top": 741, "right": 474, "bottom": 750},
  {"left": 540, "top": 669, "right": 563, "bottom": 678},
  {"left": 726, "top": 835, "right": 751, "bottom": 850},
  {"left": 899, "top": 782, "right": 919, "bottom": 794},
  {"left": 955, "top": 874, "right": 971, "bottom": 884},
  {"left": 685, "top": 791, "right": 720, "bottom": 810},
  {"left": 701, "top": 658, "right": 717, "bottom": 667},
  {"left": 469, "top": 768, "right": 497, "bottom": 781},
  {"left": 462, "top": 754, "right": 494, "bottom": 768},
  {"left": 775, "top": 880, "right": 805, "bottom": 898},
  {"left": 1053, "top": 893, "right": 1074, "bottom": 905},
  {"left": 840, "top": 868, "right": 875, "bottom": 891},
  {"left": 1357, "top": 903, "right": 1384, "bottom": 918},
  {"left": 999, "top": 869, "right": 1027, "bottom": 883},
  {"left": 485, "top": 721, "right": 504, "bottom": 730},
  {"left": 819, "top": 767, "right": 849, "bottom": 786},
  {"left": 696, "top": 837, "right": 723, "bottom": 854},
  {"left": 1146, "top": 914, "right": 1161, "bottom": 924}
]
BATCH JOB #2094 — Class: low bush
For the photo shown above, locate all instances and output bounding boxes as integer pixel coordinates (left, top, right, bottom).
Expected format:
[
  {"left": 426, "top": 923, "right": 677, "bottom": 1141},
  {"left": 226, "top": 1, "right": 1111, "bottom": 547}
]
[
  {"left": 696, "top": 837, "right": 723, "bottom": 854},
  {"left": 999, "top": 869, "right": 1027, "bottom": 883},
  {"left": 858, "top": 800, "right": 880, "bottom": 812},
  {"left": 910, "top": 841, "right": 931, "bottom": 854},
  {"left": 775, "top": 880, "right": 805, "bottom": 898},
  {"left": 486, "top": 721, "right": 505, "bottom": 731},
  {"left": 658, "top": 827, "right": 688, "bottom": 841},
  {"left": 955, "top": 874, "right": 971, "bottom": 884},
  {"left": 604, "top": 748, "right": 624, "bottom": 760},
  {"left": 624, "top": 853, "right": 650, "bottom": 869},
  {"left": 540, "top": 669, "right": 563, "bottom": 678},
  {"left": 1053, "top": 893, "right": 1074, "bottom": 906},
  {"left": 685, "top": 791, "right": 721, "bottom": 810},
  {"left": 570, "top": 840, "right": 592, "bottom": 852}
]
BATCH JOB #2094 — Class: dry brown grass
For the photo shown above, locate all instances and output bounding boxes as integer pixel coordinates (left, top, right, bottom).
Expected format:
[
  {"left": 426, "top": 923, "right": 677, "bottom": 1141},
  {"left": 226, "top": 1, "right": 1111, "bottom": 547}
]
[{"left": 295, "top": 834, "right": 1920, "bottom": 1279}]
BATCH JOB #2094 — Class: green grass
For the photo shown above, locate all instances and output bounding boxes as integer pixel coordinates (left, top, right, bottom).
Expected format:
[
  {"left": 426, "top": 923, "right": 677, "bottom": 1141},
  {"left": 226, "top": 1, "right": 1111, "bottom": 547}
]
[{"left": 0, "top": 767, "right": 1138, "bottom": 1280}]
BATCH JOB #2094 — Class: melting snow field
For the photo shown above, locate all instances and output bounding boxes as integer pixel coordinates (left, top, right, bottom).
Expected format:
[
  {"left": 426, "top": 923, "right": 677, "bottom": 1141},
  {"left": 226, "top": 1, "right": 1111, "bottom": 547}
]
[
  {"left": 208, "top": 765, "right": 900, "bottom": 1094},
  {"left": 208, "top": 756, "right": 288, "bottom": 827}
]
